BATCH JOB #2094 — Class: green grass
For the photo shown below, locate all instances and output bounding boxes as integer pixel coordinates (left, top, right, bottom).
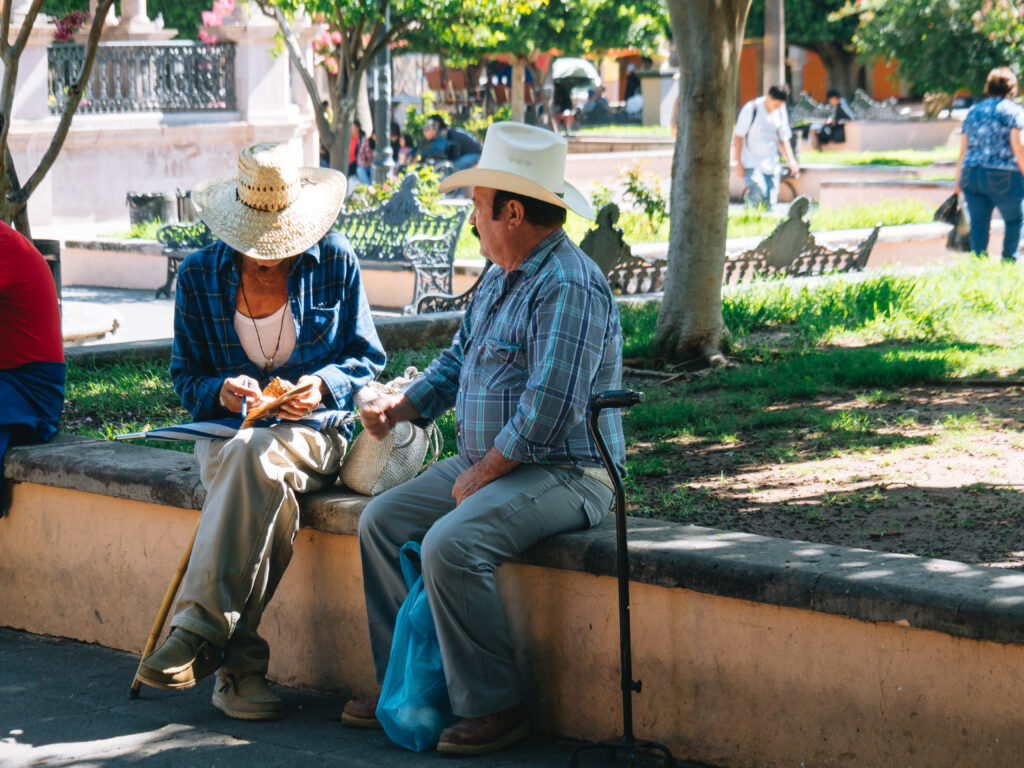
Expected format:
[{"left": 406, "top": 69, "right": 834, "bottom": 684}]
[
  {"left": 63, "top": 356, "right": 191, "bottom": 451},
  {"left": 574, "top": 125, "right": 672, "bottom": 137},
  {"left": 798, "top": 146, "right": 959, "bottom": 166},
  {"left": 615, "top": 259, "right": 1024, "bottom": 456},
  {"left": 65, "top": 260, "right": 1024, "bottom": 476},
  {"left": 101, "top": 218, "right": 164, "bottom": 240}
]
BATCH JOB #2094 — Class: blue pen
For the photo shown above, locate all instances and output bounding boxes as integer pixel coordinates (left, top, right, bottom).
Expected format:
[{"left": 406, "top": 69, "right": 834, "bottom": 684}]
[{"left": 240, "top": 397, "right": 248, "bottom": 421}]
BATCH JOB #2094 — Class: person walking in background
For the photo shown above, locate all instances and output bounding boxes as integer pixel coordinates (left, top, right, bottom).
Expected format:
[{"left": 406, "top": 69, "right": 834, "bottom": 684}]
[
  {"left": 954, "top": 67, "right": 1024, "bottom": 262},
  {"left": 396, "top": 133, "right": 414, "bottom": 168},
  {"left": 348, "top": 120, "right": 364, "bottom": 178},
  {"left": 732, "top": 83, "right": 800, "bottom": 208},
  {"left": 0, "top": 222, "right": 64, "bottom": 497},
  {"left": 355, "top": 131, "right": 376, "bottom": 186}
]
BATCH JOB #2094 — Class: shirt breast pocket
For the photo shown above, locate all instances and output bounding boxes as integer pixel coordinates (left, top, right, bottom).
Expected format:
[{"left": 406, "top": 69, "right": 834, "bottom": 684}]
[
  {"left": 306, "top": 304, "right": 340, "bottom": 355},
  {"left": 477, "top": 338, "right": 526, "bottom": 391}
]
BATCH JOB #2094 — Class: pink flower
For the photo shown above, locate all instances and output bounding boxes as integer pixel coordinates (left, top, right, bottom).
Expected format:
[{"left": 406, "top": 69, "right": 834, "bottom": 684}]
[
  {"left": 201, "top": 10, "right": 222, "bottom": 27},
  {"left": 331, "top": 31, "right": 342, "bottom": 44},
  {"left": 199, "top": 28, "right": 217, "bottom": 43},
  {"left": 213, "top": 0, "right": 235, "bottom": 15}
]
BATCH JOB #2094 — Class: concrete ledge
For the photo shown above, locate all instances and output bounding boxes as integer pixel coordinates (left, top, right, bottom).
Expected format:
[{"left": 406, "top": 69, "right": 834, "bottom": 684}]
[
  {"left": 7, "top": 436, "right": 1024, "bottom": 645},
  {"left": 5, "top": 436, "right": 1024, "bottom": 766},
  {"left": 820, "top": 178, "right": 954, "bottom": 209}
]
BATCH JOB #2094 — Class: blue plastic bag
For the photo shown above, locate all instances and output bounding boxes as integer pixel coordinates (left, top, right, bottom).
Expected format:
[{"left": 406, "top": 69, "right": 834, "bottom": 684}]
[{"left": 376, "top": 541, "right": 457, "bottom": 751}]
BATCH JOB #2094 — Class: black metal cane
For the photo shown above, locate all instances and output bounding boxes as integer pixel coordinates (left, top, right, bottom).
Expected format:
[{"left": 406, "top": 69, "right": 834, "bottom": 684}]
[{"left": 569, "top": 390, "right": 674, "bottom": 768}]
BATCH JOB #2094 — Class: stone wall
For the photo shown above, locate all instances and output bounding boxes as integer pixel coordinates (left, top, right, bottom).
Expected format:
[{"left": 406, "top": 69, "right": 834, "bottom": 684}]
[
  {"left": 4, "top": 435, "right": 1024, "bottom": 767},
  {"left": 6, "top": 2, "right": 320, "bottom": 230}
]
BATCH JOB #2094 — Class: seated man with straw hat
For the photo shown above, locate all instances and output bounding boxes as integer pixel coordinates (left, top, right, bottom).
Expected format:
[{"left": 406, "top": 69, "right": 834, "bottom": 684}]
[
  {"left": 344, "top": 122, "right": 623, "bottom": 754},
  {"left": 136, "top": 142, "right": 386, "bottom": 720}
]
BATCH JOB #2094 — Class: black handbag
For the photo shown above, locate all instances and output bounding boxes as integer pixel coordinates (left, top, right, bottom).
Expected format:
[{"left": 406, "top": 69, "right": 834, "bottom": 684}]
[
  {"left": 934, "top": 193, "right": 960, "bottom": 225},
  {"left": 935, "top": 193, "right": 972, "bottom": 251}
]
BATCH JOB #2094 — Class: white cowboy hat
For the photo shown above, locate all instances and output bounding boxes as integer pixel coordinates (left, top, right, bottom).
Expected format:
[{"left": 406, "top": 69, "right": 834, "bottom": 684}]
[
  {"left": 191, "top": 142, "right": 346, "bottom": 260},
  {"left": 438, "top": 122, "right": 593, "bottom": 219}
]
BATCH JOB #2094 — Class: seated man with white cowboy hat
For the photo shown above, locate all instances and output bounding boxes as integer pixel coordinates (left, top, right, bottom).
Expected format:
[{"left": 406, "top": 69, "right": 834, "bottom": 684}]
[
  {"left": 343, "top": 122, "right": 624, "bottom": 754},
  {"left": 136, "top": 142, "right": 385, "bottom": 720}
]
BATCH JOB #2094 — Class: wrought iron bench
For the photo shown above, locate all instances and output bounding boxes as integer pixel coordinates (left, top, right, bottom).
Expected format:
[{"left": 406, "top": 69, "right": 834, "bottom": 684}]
[
  {"left": 412, "top": 199, "right": 880, "bottom": 312},
  {"left": 335, "top": 173, "right": 469, "bottom": 313},
  {"left": 154, "top": 220, "right": 215, "bottom": 298},
  {"left": 153, "top": 174, "right": 469, "bottom": 309},
  {"left": 721, "top": 196, "right": 880, "bottom": 283}
]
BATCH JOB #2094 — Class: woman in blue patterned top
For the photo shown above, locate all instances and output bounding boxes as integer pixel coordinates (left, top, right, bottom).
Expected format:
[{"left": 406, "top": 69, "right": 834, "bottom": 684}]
[{"left": 954, "top": 67, "right": 1024, "bottom": 262}]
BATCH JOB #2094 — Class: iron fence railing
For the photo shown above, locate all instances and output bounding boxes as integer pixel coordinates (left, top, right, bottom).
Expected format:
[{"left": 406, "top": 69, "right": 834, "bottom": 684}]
[{"left": 48, "top": 40, "right": 236, "bottom": 114}]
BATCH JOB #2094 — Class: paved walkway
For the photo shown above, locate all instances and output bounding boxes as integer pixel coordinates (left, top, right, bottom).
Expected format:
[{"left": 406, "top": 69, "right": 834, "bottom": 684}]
[
  {"left": 1, "top": 628, "right": 656, "bottom": 768},
  {"left": 63, "top": 286, "right": 175, "bottom": 346}
]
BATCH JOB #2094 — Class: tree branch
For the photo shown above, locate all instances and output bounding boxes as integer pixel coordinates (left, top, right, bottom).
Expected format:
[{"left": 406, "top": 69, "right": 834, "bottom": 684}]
[
  {"left": 5, "top": 147, "right": 31, "bottom": 237},
  {"left": 256, "top": 1, "right": 333, "bottom": 145},
  {"left": 11, "top": 0, "right": 47, "bottom": 59},
  {"left": 1, "top": 0, "right": 12, "bottom": 58},
  {"left": 17, "top": 0, "right": 116, "bottom": 209}
]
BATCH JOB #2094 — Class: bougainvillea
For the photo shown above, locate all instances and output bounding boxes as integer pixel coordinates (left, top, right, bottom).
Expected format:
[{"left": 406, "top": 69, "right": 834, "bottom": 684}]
[
  {"left": 198, "top": 0, "right": 236, "bottom": 43},
  {"left": 52, "top": 10, "right": 89, "bottom": 42}
]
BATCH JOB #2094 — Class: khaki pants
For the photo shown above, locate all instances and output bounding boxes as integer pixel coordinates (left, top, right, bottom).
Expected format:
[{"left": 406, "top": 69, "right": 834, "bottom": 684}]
[
  {"left": 172, "top": 425, "right": 343, "bottom": 675},
  {"left": 358, "top": 455, "right": 613, "bottom": 717}
]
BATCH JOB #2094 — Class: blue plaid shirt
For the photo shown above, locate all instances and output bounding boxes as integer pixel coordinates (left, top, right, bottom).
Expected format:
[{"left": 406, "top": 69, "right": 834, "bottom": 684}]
[
  {"left": 404, "top": 229, "right": 626, "bottom": 475},
  {"left": 170, "top": 231, "right": 386, "bottom": 436}
]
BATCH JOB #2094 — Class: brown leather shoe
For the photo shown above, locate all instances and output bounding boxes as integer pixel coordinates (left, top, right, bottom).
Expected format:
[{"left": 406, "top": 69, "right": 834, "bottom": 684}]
[
  {"left": 136, "top": 627, "right": 223, "bottom": 691},
  {"left": 436, "top": 703, "right": 529, "bottom": 755},
  {"left": 340, "top": 691, "right": 382, "bottom": 729}
]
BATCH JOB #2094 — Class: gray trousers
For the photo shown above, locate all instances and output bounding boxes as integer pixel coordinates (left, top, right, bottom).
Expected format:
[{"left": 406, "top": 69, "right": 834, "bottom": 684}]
[
  {"left": 358, "top": 454, "right": 613, "bottom": 717},
  {"left": 172, "top": 425, "right": 343, "bottom": 675}
]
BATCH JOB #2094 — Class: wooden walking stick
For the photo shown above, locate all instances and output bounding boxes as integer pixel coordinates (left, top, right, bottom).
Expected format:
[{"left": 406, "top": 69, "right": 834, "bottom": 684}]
[{"left": 129, "top": 517, "right": 201, "bottom": 698}]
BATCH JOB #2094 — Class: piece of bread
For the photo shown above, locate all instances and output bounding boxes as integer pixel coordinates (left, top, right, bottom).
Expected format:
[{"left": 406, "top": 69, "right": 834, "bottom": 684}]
[
  {"left": 262, "top": 377, "right": 294, "bottom": 399},
  {"left": 241, "top": 379, "right": 314, "bottom": 428}
]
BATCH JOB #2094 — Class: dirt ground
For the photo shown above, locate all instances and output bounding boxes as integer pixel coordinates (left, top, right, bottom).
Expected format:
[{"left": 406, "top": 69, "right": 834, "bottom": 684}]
[{"left": 626, "top": 383, "right": 1024, "bottom": 568}]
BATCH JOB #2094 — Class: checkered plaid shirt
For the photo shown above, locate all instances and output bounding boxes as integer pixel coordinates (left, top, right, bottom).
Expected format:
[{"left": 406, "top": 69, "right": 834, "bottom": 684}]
[
  {"left": 170, "top": 231, "right": 385, "bottom": 435},
  {"left": 404, "top": 229, "right": 626, "bottom": 475}
]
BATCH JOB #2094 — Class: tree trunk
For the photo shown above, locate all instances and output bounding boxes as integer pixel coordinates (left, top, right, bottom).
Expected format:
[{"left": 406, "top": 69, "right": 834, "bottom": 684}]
[
  {"left": 655, "top": 0, "right": 752, "bottom": 363},
  {"left": 326, "top": 69, "right": 359, "bottom": 176},
  {"left": 762, "top": 0, "right": 785, "bottom": 92},
  {"left": 510, "top": 56, "right": 527, "bottom": 123},
  {"left": 811, "top": 41, "right": 860, "bottom": 98}
]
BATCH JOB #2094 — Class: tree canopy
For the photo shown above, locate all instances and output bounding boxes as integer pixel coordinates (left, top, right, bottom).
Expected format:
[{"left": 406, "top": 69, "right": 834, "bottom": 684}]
[
  {"left": 745, "top": 0, "right": 856, "bottom": 49},
  {"left": 258, "top": 0, "right": 525, "bottom": 171},
  {"left": 835, "top": 0, "right": 1009, "bottom": 97}
]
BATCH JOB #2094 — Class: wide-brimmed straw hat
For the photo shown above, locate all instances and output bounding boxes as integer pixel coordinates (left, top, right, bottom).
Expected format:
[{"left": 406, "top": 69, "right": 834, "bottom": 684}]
[
  {"left": 438, "top": 122, "right": 593, "bottom": 219},
  {"left": 191, "top": 142, "right": 346, "bottom": 260}
]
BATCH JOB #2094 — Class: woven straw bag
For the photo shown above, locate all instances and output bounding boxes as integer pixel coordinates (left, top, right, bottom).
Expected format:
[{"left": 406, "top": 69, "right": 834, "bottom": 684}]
[{"left": 340, "top": 369, "right": 443, "bottom": 496}]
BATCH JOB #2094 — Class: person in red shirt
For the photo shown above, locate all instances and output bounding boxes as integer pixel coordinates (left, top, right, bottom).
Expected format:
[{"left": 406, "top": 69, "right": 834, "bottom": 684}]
[{"left": 0, "top": 220, "right": 65, "bottom": 492}]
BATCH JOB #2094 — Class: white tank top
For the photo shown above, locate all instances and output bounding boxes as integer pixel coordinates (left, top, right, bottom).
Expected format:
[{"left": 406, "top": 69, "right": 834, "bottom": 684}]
[{"left": 234, "top": 302, "right": 297, "bottom": 372}]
